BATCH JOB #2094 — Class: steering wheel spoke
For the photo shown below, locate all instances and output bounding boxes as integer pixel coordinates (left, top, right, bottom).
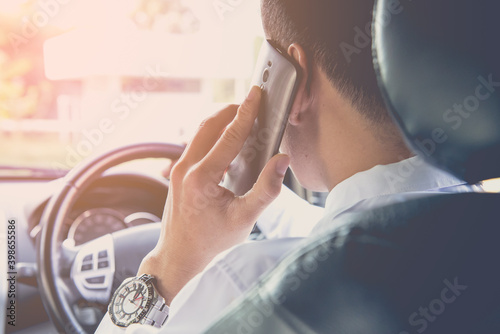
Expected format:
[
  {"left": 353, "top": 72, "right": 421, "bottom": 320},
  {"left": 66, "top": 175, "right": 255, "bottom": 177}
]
[{"left": 71, "top": 234, "right": 116, "bottom": 304}]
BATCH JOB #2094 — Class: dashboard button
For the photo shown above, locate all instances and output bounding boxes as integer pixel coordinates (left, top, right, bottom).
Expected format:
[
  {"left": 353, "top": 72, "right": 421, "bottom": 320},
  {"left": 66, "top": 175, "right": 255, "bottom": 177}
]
[
  {"left": 98, "top": 250, "right": 108, "bottom": 259},
  {"left": 81, "top": 263, "right": 93, "bottom": 271},
  {"left": 98, "top": 261, "right": 109, "bottom": 269},
  {"left": 86, "top": 276, "right": 105, "bottom": 284},
  {"left": 83, "top": 254, "right": 93, "bottom": 262}
]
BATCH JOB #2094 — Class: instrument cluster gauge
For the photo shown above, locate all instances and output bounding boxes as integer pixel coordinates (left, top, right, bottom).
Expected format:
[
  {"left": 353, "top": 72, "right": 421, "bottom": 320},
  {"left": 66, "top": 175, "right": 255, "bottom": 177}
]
[
  {"left": 124, "top": 212, "right": 161, "bottom": 226},
  {"left": 68, "top": 208, "right": 127, "bottom": 245}
]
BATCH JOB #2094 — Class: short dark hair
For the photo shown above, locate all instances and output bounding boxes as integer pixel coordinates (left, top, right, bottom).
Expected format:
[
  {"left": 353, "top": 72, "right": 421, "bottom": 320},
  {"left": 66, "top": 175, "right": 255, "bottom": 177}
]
[{"left": 261, "top": 0, "right": 389, "bottom": 124}]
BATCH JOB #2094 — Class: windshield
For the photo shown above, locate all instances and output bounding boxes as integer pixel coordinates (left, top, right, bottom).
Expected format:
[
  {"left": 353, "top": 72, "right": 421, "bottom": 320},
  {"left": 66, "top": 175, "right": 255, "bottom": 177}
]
[{"left": 0, "top": 0, "right": 263, "bottom": 176}]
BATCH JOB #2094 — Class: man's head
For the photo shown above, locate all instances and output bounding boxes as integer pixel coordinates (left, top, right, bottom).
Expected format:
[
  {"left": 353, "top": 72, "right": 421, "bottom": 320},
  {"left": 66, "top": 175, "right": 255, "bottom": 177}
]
[{"left": 261, "top": 0, "right": 411, "bottom": 191}]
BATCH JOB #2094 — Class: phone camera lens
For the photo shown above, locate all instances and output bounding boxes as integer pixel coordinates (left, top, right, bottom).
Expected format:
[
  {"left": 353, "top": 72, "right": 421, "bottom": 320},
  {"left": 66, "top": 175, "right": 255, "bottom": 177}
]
[{"left": 263, "top": 69, "right": 270, "bottom": 83}]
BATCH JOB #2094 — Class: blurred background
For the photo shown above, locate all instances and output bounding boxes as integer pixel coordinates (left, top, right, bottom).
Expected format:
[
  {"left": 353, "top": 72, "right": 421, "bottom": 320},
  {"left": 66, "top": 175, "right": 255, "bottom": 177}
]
[
  {"left": 0, "top": 0, "right": 264, "bottom": 176},
  {"left": 1, "top": 0, "right": 499, "bottom": 189}
]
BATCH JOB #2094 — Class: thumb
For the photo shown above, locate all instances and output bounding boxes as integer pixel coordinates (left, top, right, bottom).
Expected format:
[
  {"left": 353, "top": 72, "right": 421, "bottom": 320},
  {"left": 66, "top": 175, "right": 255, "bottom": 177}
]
[{"left": 238, "top": 153, "right": 290, "bottom": 218}]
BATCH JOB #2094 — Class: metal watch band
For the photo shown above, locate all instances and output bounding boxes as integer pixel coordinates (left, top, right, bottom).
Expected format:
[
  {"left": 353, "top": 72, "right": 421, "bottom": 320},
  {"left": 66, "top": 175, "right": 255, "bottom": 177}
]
[{"left": 143, "top": 297, "right": 169, "bottom": 328}]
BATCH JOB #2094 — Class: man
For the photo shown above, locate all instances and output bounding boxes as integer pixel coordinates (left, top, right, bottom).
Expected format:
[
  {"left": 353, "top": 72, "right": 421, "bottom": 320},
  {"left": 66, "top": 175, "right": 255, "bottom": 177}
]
[{"left": 97, "top": 1, "right": 475, "bottom": 332}]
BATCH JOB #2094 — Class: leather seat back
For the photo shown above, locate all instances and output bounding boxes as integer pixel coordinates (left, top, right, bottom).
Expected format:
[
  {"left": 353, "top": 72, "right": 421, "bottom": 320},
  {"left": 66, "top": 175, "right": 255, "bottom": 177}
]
[{"left": 205, "top": 193, "right": 500, "bottom": 333}]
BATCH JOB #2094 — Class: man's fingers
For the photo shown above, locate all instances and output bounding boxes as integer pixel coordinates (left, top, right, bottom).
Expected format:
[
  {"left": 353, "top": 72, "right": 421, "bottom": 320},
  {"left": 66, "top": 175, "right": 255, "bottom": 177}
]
[
  {"left": 201, "top": 86, "right": 262, "bottom": 176},
  {"left": 236, "top": 153, "right": 290, "bottom": 221},
  {"left": 162, "top": 159, "right": 177, "bottom": 179},
  {"left": 181, "top": 105, "right": 238, "bottom": 166},
  {"left": 162, "top": 144, "right": 187, "bottom": 179}
]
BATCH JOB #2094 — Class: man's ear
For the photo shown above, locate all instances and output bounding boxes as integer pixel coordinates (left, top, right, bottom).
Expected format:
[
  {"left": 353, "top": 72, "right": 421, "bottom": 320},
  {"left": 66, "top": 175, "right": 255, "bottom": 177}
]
[{"left": 287, "top": 43, "right": 313, "bottom": 126}]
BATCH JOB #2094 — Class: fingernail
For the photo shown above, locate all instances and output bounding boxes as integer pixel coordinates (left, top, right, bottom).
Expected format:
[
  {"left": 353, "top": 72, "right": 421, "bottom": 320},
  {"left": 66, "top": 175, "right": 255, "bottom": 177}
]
[
  {"left": 246, "top": 86, "right": 260, "bottom": 101},
  {"left": 275, "top": 155, "right": 290, "bottom": 176}
]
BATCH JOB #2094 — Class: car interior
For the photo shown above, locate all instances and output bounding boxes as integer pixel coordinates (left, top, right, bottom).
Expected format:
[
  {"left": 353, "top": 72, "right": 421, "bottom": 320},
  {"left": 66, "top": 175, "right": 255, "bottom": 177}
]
[{"left": 1, "top": 0, "right": 500, "bottom": 333}]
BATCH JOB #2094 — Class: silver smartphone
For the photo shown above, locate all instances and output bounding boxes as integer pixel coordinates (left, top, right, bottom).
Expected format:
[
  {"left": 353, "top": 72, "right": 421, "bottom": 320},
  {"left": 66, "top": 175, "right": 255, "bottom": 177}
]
[{"left": 223, "top": 40, "right": 302, "bottom": 196}]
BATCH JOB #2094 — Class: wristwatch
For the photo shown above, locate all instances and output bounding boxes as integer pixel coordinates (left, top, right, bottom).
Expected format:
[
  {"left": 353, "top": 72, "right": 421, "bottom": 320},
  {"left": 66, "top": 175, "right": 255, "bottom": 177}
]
[{"left": 109, "top": 274, "right": 169, "bottom": 328}]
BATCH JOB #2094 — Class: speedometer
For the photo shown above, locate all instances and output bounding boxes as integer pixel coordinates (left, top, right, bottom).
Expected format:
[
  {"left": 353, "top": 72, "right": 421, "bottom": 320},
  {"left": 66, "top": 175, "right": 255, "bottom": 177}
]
[{"left": 68, "top": 208, "right": 126, "bottom": 245}]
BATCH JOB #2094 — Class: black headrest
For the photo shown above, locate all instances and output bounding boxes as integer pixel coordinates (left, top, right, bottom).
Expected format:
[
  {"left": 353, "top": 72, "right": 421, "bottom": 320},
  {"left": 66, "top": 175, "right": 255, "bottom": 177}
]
[{"left": 373, "top": 0, "right": 500, "bottom": 184}]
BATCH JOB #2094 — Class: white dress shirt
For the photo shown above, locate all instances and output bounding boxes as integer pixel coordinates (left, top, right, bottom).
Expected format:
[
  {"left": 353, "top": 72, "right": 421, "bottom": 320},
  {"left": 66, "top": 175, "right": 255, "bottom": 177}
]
[{"left": 96, "top": 157, "right": 478, "bottom": 334}]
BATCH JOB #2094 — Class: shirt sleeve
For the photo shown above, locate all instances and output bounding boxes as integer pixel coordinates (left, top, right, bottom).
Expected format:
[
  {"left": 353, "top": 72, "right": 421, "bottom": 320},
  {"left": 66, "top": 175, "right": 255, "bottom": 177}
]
[
  {"left": 162, "top": 239, "right": 301, "bottom": 333},
  {"left": 159, "top": 258, "right": 246, "bottom": 333}
]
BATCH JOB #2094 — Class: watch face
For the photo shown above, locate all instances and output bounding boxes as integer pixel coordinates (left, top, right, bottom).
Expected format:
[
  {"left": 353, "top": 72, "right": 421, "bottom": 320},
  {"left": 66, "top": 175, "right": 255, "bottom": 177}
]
[{"left": 109, "top": 278, "right": 155, "bottom": 327}]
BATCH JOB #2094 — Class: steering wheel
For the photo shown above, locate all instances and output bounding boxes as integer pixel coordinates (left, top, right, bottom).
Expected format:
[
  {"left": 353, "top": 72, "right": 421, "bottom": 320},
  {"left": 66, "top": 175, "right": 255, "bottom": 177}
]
[{"left": 36, "top": 142, "right": 184, "bottom": 334}]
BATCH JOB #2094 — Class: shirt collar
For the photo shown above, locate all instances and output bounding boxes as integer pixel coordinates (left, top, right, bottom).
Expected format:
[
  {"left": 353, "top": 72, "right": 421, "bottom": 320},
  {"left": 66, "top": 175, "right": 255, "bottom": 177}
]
[{"left": 322, "top": 156, "right": 466, "bottom": 223}]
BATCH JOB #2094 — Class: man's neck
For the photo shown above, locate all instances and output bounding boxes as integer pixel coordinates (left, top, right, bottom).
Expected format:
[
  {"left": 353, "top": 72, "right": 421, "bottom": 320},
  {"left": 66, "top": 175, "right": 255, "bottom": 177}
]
[{"left": 317, "top": 99, "right": 412, "bottom": 192}]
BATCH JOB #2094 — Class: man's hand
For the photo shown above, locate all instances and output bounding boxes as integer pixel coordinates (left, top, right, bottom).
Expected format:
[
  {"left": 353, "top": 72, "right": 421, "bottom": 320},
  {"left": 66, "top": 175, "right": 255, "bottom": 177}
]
[{"left": 137, "top": 86, "right": 290, "bottom": 303}]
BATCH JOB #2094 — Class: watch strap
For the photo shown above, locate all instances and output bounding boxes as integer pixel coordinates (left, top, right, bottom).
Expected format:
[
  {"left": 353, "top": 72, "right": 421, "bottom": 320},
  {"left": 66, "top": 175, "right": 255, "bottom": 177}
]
[{"left": 142, "top": 297, "right": 169, "bottom": 328}]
